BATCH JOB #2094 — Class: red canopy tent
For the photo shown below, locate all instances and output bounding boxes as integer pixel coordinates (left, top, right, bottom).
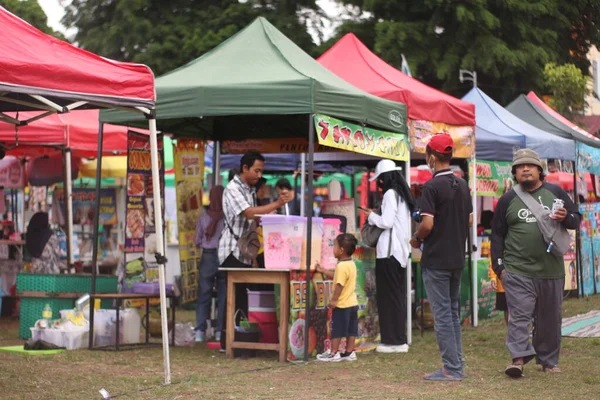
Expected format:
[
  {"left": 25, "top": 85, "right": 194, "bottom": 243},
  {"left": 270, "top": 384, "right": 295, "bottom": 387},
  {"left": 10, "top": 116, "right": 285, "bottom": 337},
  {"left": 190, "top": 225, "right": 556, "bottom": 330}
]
[
  {"left": 317, "top": 33, "right": 475, "bottom": 126},
  {"left": 0, "top": 7, "right": 172, "bottom": 384},
  {"left": 0, "top": 110, "right": 137, "bottom": 158}
]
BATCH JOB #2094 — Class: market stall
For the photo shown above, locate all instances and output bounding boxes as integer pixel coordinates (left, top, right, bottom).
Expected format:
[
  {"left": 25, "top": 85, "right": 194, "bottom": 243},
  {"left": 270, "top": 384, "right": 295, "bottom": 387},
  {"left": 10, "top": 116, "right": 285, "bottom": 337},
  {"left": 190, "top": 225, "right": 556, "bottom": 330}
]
[
  {"left": 101, "top": 17, "right": 409, "bottom": 362},
  {"left": 0, "top": 6, "right": 175, "bottom": 384}
]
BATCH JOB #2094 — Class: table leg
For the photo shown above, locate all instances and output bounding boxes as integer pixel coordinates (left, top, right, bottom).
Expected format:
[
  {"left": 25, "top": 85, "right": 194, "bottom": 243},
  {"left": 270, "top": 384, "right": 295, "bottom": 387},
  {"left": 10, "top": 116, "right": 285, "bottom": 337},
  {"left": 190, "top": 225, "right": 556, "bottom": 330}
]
[
  {"left": 226, "top": 273, "right": 235, "bottom": 359},
  {"left": 145, "top": 298, "right": 150, "bottom": 344},
  {"left": 88, "top": 296, "right": 95, "bottom": 350},
  {"left": 116, "top": 303, "right": 121, "bottom": 351},
  {"left": 278, "top": 274, "right": 290, "bottom": 363},
  {"left": 171, "top": 298, "right": 176, "bottom": 346}
]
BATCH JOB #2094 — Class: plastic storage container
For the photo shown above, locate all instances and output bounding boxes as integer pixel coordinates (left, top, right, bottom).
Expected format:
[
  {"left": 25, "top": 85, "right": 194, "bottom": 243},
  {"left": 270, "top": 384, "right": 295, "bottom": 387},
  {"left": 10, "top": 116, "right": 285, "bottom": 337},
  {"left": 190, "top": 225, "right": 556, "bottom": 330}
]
[
  {"left": 261, "top": 215, "right": 305, "bottom": 269},
  {"left": 132, "top": 282, "right": 174, "bottom": 295},
  {"left": 321, "top": 219, "right": 342, "bottom": 270},
  {"left": 89, "top": 309, "right": 141, "bottom": 346},
  {"left": 300, "top": 217, "right": 324, "bottom": 271}
]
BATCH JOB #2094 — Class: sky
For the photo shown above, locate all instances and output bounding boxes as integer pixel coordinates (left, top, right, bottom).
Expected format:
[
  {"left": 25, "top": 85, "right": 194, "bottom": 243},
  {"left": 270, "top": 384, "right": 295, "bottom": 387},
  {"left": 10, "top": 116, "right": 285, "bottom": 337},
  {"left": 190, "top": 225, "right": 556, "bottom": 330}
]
[{"left": 37, "top": 0, "right": 360, "bottom": 43}]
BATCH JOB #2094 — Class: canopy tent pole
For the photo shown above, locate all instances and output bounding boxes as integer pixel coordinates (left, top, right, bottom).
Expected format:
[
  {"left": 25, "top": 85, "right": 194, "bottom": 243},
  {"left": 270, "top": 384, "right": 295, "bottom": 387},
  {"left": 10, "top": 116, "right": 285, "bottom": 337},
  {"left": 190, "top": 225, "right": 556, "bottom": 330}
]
[
  {"left": 470, "top": 152, "right": 478, "bottom": 327},
  {"left": 64, "top": 149, "right": 74, "bottom": 270},
  {"left": 88, "top": 121, "right": 104, "bottom": 349},
  {"left": 300, "top": 153, "right": 306, "bottom": 217},
  {"left": 303, "top": 116, "right": 315, "bottom": 362},
  {"left": 405, "top": 156, "right": 412, "bottom": 345},
  {"left": 148, "top": 115, "right": 172, "bottom": 385},
  {"left": 574, "top": 147, "right": 583, "bottom": 296},
  {"left": 214, "top": 141, "right": 221, "bottom": 186}
]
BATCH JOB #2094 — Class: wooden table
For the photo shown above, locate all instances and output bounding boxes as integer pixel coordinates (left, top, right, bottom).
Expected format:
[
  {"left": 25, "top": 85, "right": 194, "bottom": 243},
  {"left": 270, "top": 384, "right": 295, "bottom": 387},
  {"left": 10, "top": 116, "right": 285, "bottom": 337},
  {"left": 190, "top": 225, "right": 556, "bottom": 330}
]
[
  {"left": 221, "top": 268, "right": 290, "bottom": 363},
  {"left": 89, "top": 293, "right": 177, "bottom": 351}
]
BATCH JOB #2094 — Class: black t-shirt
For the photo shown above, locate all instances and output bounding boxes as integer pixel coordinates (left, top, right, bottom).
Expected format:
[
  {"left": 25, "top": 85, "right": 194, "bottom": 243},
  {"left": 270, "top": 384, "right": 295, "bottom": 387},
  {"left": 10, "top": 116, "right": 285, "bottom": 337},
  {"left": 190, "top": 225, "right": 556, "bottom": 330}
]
[{"left": 419, "top": 169, "right": 472, "bottom": 270}]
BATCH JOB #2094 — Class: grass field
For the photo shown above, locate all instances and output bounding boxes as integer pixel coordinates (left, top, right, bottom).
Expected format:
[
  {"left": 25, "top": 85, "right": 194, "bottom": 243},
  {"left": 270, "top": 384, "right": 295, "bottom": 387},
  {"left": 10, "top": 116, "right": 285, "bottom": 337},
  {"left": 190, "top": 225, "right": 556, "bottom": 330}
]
[{"left": 1, "top": 294, "right": 599, "bottom": 399}]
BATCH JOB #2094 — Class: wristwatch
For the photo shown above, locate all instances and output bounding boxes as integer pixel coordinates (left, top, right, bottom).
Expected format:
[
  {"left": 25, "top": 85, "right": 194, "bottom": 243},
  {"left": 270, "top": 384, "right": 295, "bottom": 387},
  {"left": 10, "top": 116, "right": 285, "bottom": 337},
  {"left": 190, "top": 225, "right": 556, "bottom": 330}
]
[{"left": 412, "top": 233, "right": 423, "bottom": 243}]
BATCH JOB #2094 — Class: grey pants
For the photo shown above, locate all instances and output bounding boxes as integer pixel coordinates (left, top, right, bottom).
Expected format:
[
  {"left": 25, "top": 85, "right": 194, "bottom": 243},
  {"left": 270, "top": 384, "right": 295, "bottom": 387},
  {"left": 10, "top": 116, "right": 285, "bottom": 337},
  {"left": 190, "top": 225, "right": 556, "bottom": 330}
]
[
  {"left": 422, "top": 268, "right": 464, "bottom": 376},
  {"left": 504, "top": 271, "right": 564, "bottom": 367}
]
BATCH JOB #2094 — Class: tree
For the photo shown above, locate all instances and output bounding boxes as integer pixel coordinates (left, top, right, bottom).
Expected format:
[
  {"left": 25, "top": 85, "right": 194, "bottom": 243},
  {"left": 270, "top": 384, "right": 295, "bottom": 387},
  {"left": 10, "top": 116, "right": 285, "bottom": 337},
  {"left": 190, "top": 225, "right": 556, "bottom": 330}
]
[
  {"left": 1, "top": 0, "right": 64, "bottom": 39},
  {"left": 62, "top": 0, "right": 321, "bottom": 77},
  {"left": 543, "top": 63, "right": 591, "bottom": 120},
  {"left": 328, "top": 0, "right": 600, "bottom": 105}
]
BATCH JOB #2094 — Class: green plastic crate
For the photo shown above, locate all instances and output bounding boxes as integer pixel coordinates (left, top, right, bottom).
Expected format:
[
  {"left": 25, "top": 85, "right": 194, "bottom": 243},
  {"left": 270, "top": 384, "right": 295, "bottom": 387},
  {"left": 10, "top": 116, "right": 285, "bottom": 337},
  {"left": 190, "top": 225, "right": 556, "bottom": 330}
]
[
  {"left": 16, "top": 274, "right": 58, "bottom": 292},
  {"left": 17, "top": 274, "right": 117, "bottom": 294},
  {"left": 19, "top": 297, "right": 75, "bottom": 339}
]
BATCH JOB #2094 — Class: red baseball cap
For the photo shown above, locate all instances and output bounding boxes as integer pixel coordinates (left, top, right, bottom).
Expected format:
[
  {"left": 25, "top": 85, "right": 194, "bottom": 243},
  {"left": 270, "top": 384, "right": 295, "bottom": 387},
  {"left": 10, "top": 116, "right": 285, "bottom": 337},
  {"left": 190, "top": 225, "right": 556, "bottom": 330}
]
[{"left": 426, "top": 133, "right": 454, "bottom": 154}]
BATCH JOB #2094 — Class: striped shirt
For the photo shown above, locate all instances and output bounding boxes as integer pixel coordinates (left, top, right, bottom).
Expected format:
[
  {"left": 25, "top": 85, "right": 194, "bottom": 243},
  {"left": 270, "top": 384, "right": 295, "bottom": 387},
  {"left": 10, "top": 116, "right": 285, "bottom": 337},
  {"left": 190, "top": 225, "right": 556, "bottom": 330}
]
[{"left": 218, "top": 175, "right": 256, "bottom": 265}]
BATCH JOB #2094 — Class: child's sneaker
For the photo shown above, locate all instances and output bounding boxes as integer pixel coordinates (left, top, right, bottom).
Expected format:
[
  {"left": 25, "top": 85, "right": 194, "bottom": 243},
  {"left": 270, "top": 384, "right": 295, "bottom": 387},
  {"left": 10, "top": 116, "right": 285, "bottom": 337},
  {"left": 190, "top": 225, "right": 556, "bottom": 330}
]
[
  {"left": 317, "top": 350, "right": 342, "bottom": 362},
  {"left": 195, "top": 330, "right": 205, "bottom": 342},
  {"left": 340, "top": 351, "right": 357, "bottom": 362}
]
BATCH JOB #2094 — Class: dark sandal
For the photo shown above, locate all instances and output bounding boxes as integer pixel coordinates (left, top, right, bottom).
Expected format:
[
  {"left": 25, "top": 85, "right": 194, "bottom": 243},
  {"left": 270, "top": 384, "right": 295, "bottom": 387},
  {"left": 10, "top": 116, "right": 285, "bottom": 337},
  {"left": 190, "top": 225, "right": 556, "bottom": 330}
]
[{"left": 505, "top": 364, "right": 524, "bottom": 378}]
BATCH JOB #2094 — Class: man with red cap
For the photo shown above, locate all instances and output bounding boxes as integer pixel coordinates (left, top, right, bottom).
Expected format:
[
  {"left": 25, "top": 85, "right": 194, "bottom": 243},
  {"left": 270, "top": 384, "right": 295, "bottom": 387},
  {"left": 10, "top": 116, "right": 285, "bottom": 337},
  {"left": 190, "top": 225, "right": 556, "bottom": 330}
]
[{"left": 410, "top": 133, "right": 472, "bottom": 381}]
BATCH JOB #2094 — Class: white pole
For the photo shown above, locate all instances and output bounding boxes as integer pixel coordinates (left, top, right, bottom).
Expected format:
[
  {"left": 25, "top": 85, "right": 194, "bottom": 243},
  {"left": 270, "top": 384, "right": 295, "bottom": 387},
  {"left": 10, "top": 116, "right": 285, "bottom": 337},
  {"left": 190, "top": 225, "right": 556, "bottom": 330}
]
[
  {"left": 470, "top": 153, "right": 478, "bottom": 327},
  {"left": 148, "top": 117, "right": 171, "bottom": 385},
  {"left": 214, "top": 141, "right": 221, "bottom": 185},
  {"left": 405, "top": 156, "right": 412, "bottom": 345},
  {"left": 65, "top": 150, "right": 75, "bottom": 269},
  {"left": 300, "top": 153, "right": 306, "bottom": 217}
]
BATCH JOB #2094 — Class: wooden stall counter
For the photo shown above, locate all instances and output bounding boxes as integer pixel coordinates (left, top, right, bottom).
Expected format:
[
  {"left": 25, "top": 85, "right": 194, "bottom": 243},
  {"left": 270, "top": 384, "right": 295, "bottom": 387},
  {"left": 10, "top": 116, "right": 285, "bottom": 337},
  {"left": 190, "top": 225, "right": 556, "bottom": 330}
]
[{"left": 220, "top": 268, "right": 290, "bottom": 363}]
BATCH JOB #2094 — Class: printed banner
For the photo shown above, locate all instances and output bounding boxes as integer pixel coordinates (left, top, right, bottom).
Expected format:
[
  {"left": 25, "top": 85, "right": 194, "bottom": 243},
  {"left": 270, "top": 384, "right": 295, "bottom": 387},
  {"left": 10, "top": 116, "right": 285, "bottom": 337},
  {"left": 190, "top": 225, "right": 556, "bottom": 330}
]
[
  {"left": 174, "top": 139, "right": 205, "bottom": 304},
  {"left": 287, "top": 245, "right": 379, "bottom": 361},
  {"left": 125, "top": 130, "right": 165, "bottom": 282},
  {"left": 54, "top": 188, "right": 118, "bottom": 226},
  {"left": 314, "top": 114, "right": 409, "bottom": 161},
  {"left": 0, "top": 157, "right": 23, "bottom": 189},
  {"left": 469, "top": 160, "right": 513, "bottom": 196},
  {"left": 581, "top": 238, "right": 595, "bottom": 296},
  {"left": 593, "top": 238, "right": 600, "bottom": 295},
  {"left": 409, "top": 119, "right": 474, "bottom": 158},
  {"left": 577, "top": 143, "right": 600, "bottom": 175},
  {"left": 221, "top": 139, "right": 336, "bottom": 154},
  {"left": 564, "top": 230, "right": 578, "bottom": 291}
]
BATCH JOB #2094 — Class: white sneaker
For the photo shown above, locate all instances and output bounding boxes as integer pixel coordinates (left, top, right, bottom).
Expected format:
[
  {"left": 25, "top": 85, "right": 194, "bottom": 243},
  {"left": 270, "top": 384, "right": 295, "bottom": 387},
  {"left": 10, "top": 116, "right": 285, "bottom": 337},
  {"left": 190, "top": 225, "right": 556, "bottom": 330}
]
[
  {"left": 317, "top": 351, "right": 342, "bottom": 362},
  {"left": 195, "top": 330, "right": 205, "bottom": 342},
  {"left": 394, "top": 344, "right": 409, "bottom": 353},
  {"left": 376, "top": 344, "right": 396, "bottom": 353},
  {"left": 341, "top": 351, "right": 357, "bottom": 361},
  {"left": 214, "top": 331, "right": 221, "bottom": 342}
]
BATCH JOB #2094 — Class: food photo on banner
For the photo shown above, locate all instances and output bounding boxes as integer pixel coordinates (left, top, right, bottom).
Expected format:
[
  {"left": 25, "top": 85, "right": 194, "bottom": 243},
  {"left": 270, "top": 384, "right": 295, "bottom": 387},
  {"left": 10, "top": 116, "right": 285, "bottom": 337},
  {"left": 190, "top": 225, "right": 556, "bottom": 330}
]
[
  {"left": 469, "top": 160, "right": 513, "bottom": 196},
  {"left": 173, "top": 139, "right": 205, "bottom": 304},
  {"left": 408, "top": 120, "right": 474, "bottom": 158},
  {"left": 125, "top": 130, "right": 165, "bottom": 283}
]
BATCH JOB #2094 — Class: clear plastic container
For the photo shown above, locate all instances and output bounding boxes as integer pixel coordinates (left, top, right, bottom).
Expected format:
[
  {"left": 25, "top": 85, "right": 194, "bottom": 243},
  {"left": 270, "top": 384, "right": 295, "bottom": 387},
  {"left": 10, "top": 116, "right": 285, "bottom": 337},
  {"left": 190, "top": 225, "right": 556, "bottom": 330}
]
[
  {"left": 41, "top": 328, "right": 64, "bottom": 347},
  {"left": 321, "top": 219, "right": 341, "bottom": 270},
  {"left": 63, "top": 329, "right": 89, "bottom": 350},
  {"left": 261, "top": 215, "right": 305, "bottom": 270},
  {"left": 300, "top": 217, "right": 323, "bottom": 271}
]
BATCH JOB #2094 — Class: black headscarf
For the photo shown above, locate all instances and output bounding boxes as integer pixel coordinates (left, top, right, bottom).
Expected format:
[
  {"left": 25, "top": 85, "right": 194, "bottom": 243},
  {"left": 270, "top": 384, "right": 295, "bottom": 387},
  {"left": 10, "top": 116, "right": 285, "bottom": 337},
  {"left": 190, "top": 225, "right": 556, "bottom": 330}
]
[
  {"left": 378, "top": 170, "right": 416, "bottom": 213},
  {"left": 26, "top": 212, "right": 53, "bottom": 258}
]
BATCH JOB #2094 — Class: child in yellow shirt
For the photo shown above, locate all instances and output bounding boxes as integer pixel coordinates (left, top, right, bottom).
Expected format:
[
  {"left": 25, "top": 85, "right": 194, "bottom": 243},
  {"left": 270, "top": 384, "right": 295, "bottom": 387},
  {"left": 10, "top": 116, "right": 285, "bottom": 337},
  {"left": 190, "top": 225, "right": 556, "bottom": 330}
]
[{"left": 315, "top": 233, "right": 359, "bottom": 362}]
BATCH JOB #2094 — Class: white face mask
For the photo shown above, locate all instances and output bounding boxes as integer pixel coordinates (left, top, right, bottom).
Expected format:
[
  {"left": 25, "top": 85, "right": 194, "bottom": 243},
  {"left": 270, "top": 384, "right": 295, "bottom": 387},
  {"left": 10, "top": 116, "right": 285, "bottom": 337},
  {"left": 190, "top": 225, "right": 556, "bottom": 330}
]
[{"left": 427, "top": 155, "right": 436, "bottom": 174}]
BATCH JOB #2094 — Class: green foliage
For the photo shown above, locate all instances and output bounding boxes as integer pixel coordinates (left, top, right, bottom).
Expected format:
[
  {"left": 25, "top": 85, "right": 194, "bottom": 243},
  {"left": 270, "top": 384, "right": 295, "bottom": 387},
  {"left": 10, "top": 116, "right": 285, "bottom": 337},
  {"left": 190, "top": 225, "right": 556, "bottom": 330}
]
[
  {"left": 0, "top": 0, "right": 65, "bottom": 39},
  {"left": 543, "top": 63, "right": 591, "bottom": 119},
  {"left": 62, "top": 0, "right": 321, "bottom": 76},
  {"left": 329, "top": 0, "right": 600, "bottom": 105}
]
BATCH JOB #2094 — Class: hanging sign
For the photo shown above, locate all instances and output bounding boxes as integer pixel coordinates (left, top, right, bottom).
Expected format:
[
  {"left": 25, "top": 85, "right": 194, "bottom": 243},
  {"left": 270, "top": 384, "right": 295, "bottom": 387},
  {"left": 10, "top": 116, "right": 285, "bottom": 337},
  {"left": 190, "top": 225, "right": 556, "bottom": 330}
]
[
  {"left": 125, "top": 130, "right": 165, "bottom": 282},
  {"left": 0, "top": 157, "right": 23, "bottom": 189},
  {"left": 221, "top": 139, "right": 336, "bottom": 154},
  {"left": 577, "top": 143, "right": 600, "bottom": 175},
  {"left": 174, "top": 139, "right": 205, "bottom": 304},
  {"left": 409, "top": 119, "right": 474, "bottom": 158},
  {"left": 314, "top": 114, "right": 408, "bottom": 161},
  {"left": 54, "top": 187, "right": 118, "bottom": 225},
  {"left": 468, "top": 160, "right": 513, "bottom": 196}
]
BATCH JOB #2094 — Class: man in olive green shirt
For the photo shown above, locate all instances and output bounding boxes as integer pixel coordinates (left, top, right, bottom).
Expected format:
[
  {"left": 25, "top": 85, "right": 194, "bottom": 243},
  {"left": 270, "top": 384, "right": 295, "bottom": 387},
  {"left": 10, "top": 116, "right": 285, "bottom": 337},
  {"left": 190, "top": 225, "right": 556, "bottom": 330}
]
[{"left": 491, "top": 149, "right": 581, "bottom": 378}]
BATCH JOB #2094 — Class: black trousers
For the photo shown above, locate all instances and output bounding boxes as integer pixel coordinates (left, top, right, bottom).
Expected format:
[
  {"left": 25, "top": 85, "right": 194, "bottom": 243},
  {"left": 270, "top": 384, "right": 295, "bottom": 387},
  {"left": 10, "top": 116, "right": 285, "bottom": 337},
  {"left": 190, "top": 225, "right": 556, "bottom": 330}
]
[{"left": 375, "top": 256, "right": 407, "bottom": 345}]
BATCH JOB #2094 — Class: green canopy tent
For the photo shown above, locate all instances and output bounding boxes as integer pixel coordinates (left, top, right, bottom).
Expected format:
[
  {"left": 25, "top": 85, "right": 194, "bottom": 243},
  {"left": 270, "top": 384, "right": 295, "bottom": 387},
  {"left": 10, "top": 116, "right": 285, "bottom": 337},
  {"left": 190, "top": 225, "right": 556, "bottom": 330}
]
[{"left": 101, "top": 17, "right": 408, "bottom": 361}]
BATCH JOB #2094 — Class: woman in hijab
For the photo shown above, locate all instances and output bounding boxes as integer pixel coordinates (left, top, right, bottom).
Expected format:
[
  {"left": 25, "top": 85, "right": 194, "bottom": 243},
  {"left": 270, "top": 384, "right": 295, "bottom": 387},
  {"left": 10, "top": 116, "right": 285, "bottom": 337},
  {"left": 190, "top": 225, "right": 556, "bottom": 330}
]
[
  {"left": 359, "top": 160, "right": 416, "bottom": 354},
  {"left": 26, "top": 212, "right": 62, "bottom": 274},
  {"left": 194, "top": 185, "right": 225, "bottom": 342}
]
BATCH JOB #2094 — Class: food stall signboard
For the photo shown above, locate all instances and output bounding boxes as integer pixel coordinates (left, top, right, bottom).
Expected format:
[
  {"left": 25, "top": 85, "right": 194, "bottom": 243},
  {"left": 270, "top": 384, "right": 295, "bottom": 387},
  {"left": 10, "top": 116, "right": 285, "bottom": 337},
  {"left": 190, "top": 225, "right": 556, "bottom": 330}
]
[
  {"left": 314, "top": 114, "right": 409, "bottom": 161},
  {"left": 468, "top": 160, "right": 513, "bottom": 196},
  {"left": 409, "top": 119, "right": 474, "bottom": 158}
]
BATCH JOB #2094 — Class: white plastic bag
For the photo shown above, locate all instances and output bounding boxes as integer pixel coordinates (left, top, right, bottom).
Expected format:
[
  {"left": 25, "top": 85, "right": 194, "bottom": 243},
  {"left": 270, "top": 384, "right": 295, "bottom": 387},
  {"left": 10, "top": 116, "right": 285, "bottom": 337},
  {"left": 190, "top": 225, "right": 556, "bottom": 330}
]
[{"left": 170, "top": 322, "right": 195, "bottom": 347}]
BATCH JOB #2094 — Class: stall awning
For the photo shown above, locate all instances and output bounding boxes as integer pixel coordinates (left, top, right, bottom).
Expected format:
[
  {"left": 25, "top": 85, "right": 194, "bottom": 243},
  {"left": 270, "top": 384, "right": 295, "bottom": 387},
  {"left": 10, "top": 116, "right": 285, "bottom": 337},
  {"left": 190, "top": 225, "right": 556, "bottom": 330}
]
[
  {"left": 0, "top": 110, "right": 145, "bottom": 158},
  {"left": 463, "top": 88, "right": 574, "bottom": 161},
  {"left": 100, "top": 17, "right": 407, "bottom": 139},
  {"left": 317, "top": 33, "right": 475, "bottom": 126},
  {"left": 0, "top": 6, "right": 154, "bottom": 112}
]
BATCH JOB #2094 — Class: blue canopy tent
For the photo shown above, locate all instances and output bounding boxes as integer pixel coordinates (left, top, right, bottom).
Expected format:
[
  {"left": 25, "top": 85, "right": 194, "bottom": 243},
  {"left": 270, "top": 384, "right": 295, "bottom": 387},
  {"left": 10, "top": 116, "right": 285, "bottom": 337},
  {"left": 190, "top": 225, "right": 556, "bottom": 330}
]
[{"left": 463, "top": 88, "right": 575, "bottom": 161}]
